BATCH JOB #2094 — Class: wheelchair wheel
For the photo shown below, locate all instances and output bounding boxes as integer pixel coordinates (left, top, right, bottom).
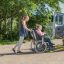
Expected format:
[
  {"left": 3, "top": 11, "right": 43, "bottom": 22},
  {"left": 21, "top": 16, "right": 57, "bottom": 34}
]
[{"left": 35, "top": 42, "right": 46, "bottom": 53}]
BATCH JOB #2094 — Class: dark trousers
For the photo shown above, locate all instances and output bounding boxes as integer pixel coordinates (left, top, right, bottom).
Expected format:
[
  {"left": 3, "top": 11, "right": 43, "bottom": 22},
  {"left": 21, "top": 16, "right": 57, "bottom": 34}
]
[
  {"left": 44, "top": 37, "right": 54, "bottom": 50},
  {"left": 44, "top": 38, "right": 53, "bottom": 46}
]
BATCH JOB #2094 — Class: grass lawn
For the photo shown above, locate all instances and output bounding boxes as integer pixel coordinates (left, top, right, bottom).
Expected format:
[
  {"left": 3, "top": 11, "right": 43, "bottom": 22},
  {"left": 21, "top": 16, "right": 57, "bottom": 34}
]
[{"left": 0, "top": 40, "right": 16, "bottom": 45}]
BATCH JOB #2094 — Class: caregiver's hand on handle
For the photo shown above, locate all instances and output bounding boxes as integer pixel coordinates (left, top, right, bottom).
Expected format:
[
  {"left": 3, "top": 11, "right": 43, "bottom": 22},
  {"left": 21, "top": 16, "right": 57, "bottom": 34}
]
[{"left": 28, "top": 29, "right": 32, "bottom": 32}]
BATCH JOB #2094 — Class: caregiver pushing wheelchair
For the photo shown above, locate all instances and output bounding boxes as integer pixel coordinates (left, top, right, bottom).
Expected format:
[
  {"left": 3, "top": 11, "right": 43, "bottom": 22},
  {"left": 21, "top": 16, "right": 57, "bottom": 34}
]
[
  {"left": 12, "top": 15, "right": 55, "bottom": 53},
  {"left": 12, "top": 15, "right": 31, "bottom": 53}
]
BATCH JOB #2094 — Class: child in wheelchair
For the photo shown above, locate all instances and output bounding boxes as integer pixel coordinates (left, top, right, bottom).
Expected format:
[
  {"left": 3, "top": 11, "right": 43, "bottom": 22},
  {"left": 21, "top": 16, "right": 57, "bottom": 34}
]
[{"left": 34, "top": 24, "right": 54, "bottom": 50}]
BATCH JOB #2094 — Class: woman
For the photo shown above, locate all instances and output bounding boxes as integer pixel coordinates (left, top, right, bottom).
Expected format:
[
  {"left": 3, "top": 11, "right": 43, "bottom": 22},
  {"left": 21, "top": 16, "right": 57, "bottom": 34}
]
[{"left": 12, "top": 15, "right": 31, "bottom": 53}]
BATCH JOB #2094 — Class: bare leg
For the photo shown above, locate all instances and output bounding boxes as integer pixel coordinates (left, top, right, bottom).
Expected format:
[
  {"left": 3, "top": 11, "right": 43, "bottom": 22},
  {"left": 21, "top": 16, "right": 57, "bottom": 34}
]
[{"left": 13, "top": 36, "right": 24, "bottom": 52}]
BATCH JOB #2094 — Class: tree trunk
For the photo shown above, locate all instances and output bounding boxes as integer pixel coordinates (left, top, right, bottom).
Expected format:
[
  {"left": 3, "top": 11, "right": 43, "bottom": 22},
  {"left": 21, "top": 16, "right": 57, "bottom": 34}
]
[
  {"left": 11, "top": 12, "right": 14, "bottom": 32},
  {"left": 5, "top": 15, "right": 8, "bottom": 34},
  {"left": 0, "top": 15, "right": 2, "bottom": 34},
  {"left": 0, "top": 15, "right": 2, "bottom": 39},
  {"left": 10, "top": 11, "right": 14, "bottom": 41}
]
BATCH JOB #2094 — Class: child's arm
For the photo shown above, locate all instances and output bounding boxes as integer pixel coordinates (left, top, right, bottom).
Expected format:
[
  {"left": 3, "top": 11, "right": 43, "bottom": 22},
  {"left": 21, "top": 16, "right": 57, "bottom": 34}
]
[
  {"left": 36, "top": 30, "right": 45, "bottom": 36},
  {"left": 42, "top": 32, "right": 46, "bottom": 35}
]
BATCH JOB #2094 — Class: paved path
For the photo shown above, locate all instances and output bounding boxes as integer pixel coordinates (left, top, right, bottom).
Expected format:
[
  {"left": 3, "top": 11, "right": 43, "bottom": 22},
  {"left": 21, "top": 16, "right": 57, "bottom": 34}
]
[{"left": 0, "top": 39, "right": 64, "bottom": 64}]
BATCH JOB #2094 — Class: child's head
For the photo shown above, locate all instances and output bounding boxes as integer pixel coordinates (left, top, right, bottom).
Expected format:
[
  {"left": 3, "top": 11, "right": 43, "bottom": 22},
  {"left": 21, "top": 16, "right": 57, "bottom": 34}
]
[
  {"left": 35, "top": 24, "right": 42, "bottom": 30},
  {"left": 21, "top": 15, "right": 29, "bottom": 22}
]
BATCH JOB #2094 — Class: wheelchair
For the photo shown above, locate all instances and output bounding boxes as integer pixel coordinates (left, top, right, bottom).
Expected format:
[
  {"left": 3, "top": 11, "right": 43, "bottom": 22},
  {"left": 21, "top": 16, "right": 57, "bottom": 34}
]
[{"left": 30, "top": 30, "right": 48, "bottom": 53}]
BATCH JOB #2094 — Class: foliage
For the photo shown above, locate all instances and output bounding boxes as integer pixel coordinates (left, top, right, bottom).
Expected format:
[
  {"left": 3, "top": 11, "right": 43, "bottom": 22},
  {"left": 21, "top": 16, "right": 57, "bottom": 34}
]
[{"left": 0, "top": 0, "right": 64, "bottom": 41}]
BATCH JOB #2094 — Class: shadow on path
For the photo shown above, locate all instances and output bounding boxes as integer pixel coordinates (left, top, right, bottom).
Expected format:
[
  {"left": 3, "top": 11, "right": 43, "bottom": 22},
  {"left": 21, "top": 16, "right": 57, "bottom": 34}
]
[
  {"left": 0, "top": 47, "right": 64, "bottom": 57},
  {"left": 0, "top": 51, "right": 36, "bottom": 57}
]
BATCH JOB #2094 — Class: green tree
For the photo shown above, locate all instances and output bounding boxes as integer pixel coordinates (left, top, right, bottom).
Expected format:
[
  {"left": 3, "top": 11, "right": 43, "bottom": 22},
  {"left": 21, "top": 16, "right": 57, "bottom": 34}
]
[{"left": 0, "top": 0, "right": 64, "bottom": 40}]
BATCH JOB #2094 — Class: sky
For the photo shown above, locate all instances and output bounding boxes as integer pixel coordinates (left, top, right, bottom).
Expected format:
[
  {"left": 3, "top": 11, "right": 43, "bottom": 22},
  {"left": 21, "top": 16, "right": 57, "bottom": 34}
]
[
  {"left": 45, "top": 2, "right": 64, "bottom": 14},
  {"left": 59, "top": 2, "right": 64, "bottom": 13},
  {"left": 32, "top": 2, "right": 64, "bottom": 15}
]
